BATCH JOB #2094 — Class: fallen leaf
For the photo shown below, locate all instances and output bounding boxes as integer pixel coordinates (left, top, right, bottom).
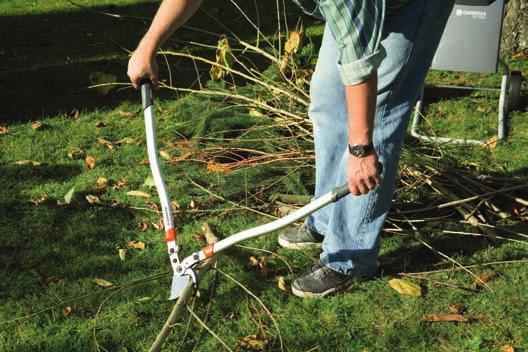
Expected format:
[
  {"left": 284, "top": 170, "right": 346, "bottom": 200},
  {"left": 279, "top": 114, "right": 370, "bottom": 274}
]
[
  {"left": 235, "top": 335, "right": 268, "bottom": 350},
  {"left": 118, "top": 110, "right": 137, "bottom": 117},
  {"left": 126, "top": 190, "right": 151, "bottom": 199},
  {"left": 201, "top": 222, "right": 218, "bottom": 244},
  {"left": 159, "top": 150, "right": 171, "bottom": 160},
  {"left": 92, "top": 278, "right": 113, "bottom": 288},
  {"left": 85, "top": 156, "right": 95, "bottom": 169},
  {"left": 476, "top": 106, "right": 486, "bottom": 113},
  {"left": 118, "top": 249, "right": 126, "bottom": 261},
  {"left": 448, "top": 303, "right": 466, "bottom": 314},
  {"left": 95, "top": 121, "right": 107, "bottom": 128},
  {"left": 189, "top": 199, "right": 198, "bottom": 210},
  {"left": 63, "top": 306, "right": 72, "bottom": 317},
  {"left": 95, "top": 177, "right": 108, "bottom": 191},
  {"left": 422, "top": 313, "right": 468, "bottom": 323},
  {"left": 68, "top": 148, "right": 85, "bottom": 160},
  {"left": 97, "top": 137, "right": 117, "bottom": 149},
  {"left": 88, "top": 71, "right": 117, "bottom": 95},
  {"left": 112, "top": 178, "right": 127, "bottom": 190},
  {"left": 513, "top": 50, "right": 525, "bottom": 60},
  {"left": 147, "top": 202, "right": 160, "bottom": 211},
  {"left": 284, "top": 29, "right": 303, "bottom": 55},
  {"left": 152, "top": 218, "right": 164, "bottom": 230},
  {"left": 64, "top": 186, "right": 77, "bottom": 204},
  {"left": 483, "top": 136, "right": 498, "bottom": 149},
  {"left": 128, "top": 240, "right": 145, "bottom": 250},
  {"left": 85, "top": 194, "right": 101, "bottom": 204},
  {"left": 191, "top": 232, "right": 203, "bottom": 241},
  {"left": 28, "top": 193, "right": 47, "bottom": 206},
  {"left": 473, "top": 272, "right": 497, "bottom": 289},
  {"left": 277, "top": 276, "right": 288, "bottom": 292},
  {"left": 389, "top": 279, "right": 422, "bottom": 297},
  {"left": 0, "top": 124, "right": 8, "bottom": 134},
  {"left": 248, "top": 256, "right": 259, "bottom": 268},
  {"left": 116, "top": 137, "right": 138, "bottom": 145},
  {"left": 502, "top": 344, "right": 515, "bottom": 352},
  {"left": 171, "top": 200, "right": 180, "bottom": 211},
  {"left": 138, "top": 222, "right": 149, "bottom": 232},
  {"left": 31, "top": 120, "right": 43, "bottom": 131},
  {"left": 15, "top": 160, "right": 41, "bottom": 166}
]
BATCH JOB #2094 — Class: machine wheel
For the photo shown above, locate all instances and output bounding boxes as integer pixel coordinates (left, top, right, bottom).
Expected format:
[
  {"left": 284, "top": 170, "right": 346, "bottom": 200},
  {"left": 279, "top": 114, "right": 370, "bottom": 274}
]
[{"left": 508, "top": 71, "right": 523, "bottom": 112}]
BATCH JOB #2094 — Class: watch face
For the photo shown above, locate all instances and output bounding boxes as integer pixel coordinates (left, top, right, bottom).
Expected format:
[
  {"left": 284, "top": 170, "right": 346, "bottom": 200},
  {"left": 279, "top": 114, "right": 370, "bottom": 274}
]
[{"left": 349, "top": 144, "right": 372, "bottom": 157}]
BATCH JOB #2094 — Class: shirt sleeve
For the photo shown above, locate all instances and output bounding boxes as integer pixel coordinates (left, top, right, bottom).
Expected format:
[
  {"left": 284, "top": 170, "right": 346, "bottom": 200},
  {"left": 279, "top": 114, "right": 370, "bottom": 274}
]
[{"left": 318, "top": 0, "right": 386, "bottom": 85}]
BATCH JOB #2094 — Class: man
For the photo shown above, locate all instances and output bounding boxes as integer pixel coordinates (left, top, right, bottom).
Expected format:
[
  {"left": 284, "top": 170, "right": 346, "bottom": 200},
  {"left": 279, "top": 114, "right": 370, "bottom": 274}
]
[{"left": 128, "top": 0, "right": 455, "bottom": 298}]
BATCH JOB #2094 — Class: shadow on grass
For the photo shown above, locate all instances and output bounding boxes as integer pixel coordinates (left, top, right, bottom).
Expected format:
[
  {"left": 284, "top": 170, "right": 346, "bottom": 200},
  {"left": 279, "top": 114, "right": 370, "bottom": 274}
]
[{"left": 0, "top": 1, "right": 306, "bottom": 124}]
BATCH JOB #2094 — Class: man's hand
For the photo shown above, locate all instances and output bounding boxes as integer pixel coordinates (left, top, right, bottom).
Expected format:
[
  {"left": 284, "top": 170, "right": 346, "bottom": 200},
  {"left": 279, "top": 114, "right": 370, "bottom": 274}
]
[
  {"left": 128, "top": 42, "right": 158, "bottom": 90},
  {"left": 347, "top": 153, "right": 382, "bottom": 196}
]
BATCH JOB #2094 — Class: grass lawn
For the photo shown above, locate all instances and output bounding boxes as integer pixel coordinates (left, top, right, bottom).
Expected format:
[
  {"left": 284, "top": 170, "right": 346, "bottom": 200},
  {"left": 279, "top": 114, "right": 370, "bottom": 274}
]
[{"left": 1, "top": 1, "right": 527, "bottom": 351}]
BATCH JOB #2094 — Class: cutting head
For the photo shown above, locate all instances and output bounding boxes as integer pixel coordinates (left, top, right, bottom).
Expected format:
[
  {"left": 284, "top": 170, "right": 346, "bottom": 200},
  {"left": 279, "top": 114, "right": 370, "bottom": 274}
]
[{"left": 169, "top": 273, "right": 192, "bottom": 300}]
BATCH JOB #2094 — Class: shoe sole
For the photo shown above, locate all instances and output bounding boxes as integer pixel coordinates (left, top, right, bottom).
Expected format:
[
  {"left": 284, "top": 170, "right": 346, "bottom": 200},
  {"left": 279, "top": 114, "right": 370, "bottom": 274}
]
[
  {"left": 291, "top": 279, "right": 353, "bottom": 298},
  {"left": 277, "top": 236, "right": 322, "bottom": 249}
]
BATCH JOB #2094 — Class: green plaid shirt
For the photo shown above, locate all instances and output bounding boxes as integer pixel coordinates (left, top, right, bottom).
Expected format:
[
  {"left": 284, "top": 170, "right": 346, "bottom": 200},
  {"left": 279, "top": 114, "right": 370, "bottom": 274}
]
[{"left": 294, "top": 0, "right": 412, "bottom": 85}]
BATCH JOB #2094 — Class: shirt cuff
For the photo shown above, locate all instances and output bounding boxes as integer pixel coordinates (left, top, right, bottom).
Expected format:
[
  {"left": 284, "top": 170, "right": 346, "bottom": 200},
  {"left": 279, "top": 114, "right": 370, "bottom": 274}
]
[{"left": 337, "top": 47, "right": 386, "bottom": 86}]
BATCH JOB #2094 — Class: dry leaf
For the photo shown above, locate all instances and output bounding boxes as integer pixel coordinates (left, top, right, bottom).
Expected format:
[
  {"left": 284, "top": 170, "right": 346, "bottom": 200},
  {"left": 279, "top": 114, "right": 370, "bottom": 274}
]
[
  {"left": 97, "top": 137, "right": 117, "bottom": 149},
  {"left": 63, "top": 306, "right": 72, "bottom": 317},
  {"left": 171, "top": 200, "right": 180, "bottom": 211},
  {"left": 92, "top": 278, "right": 113, "bottom": 288},
  {"left": 138, "top": 222, "right": 149, "bottom": 232},
  {"left": 476, "top": 106, "right": 486, "bottom": 113},
  {"left": 29, "top": 193, "right": 47, "bottom": 206},
  {"left": 502, "top": 344, "right": 515, "bottom": 352},
  {"left": 31, "top": 120, "right": 43, "bottom": 131},
  {"left": 95, "top": 177, "right": 108, "bottom": 191},
  {"left": 513, "top": 50, "right": 525, "bottom": 60},
  {"left": 388, "top": 278, "right": 422, "bottom": 297},
  {"left": 85, "top": 156, "right": 95, "bottom": 169},
  {"left": 448, "top": 303, "right": 466, "bottom": 314},
  {"left": 68, "top": 148, "right": 85, "bottom": 160},
  {"left": 0, "top": 124, "right": 8, "bottom": 134},
  {"left": 159, "top": 150, "right": 171, "bottom": 160},
  {"left": 118, "top": 248, "right": 126, "bottom": 261},
  {"left": 248, "top": 256, "right": 259, "bottom": 268},
  {"left": 201, "top": 222, "right": 218, "bottom": 244},
  {"left": 192, "top": 232, "right": 203, "bottom": 241},
  {"left": 15, "top": 160, "right": 41, "bottom": 166},
  {"left": 85, "top": 194, "right": 101, "bottom": 204},
  {"left": 89, "top": 71, "right": 117, "bottom": 95},
  {"left": 126, "top": 190, "right": 151, "bottom": 199},
  {"left": 152, "top": 218, "right": 164, "bottom": 230},
  {"left": 422, "top": 313, "right": 468, "bottom": 323},
  {"left": 189, "top": 199, "right": 198, "bottom": 210},
  {"left": 116, "top": 137, "right": 138, "bottom": 145},
  {"left": 277, "top": 276, "right": 288, "bottom": 292},
  {"left": 483, "top": 136, "right": 499, "bottom": 149},
  {"left": 473, "top": 272, "right": 497, "bottom": 289},
  {"left": 112, "top": 178, "right": 127, "bottom": 190},
  {"left": 210, "top": 37, "right": 233, "bottom": 81},
  {"left": 235, "top": 335, "right": 268, "bottom": 350},
  {"left": 284, "top": 29, "right": 303, "bottom": 55},
  {"left": 118, "top": 110, "right": 137, "bottom": 117},
  {"left": 147, "top": 202, "right": 160, "bottom": 211},
  {"left": 128, "top": 240, "right": 145, "bottom": 250}
]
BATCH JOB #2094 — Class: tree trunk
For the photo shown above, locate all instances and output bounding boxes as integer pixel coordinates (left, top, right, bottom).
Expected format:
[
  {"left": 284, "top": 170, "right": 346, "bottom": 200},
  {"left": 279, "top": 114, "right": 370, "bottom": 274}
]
[{"left": 501, "top": 0, "right": 528, "bottom": 55}]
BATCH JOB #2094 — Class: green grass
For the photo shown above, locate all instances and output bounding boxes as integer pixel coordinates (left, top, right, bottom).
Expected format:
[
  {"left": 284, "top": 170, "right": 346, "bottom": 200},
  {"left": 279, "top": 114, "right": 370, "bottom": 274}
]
[{"left": 1, "top": 1, "right": 528, "bottom": 351}]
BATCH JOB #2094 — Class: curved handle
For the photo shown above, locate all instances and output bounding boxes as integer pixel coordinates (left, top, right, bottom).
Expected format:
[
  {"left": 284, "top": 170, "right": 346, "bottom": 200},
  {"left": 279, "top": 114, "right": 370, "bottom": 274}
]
[
  {"left": 140, "top": 79, "right": 153, "bottom": 109},
  {"left": 332, "top": 162, "right": 384, "bottom": 201}
]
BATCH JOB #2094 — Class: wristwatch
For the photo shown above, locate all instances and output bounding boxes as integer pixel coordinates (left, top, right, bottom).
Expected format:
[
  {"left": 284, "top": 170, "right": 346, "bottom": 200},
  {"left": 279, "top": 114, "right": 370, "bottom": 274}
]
[{"left": 348, "top": 143, "right": 374, "bottom": 158}]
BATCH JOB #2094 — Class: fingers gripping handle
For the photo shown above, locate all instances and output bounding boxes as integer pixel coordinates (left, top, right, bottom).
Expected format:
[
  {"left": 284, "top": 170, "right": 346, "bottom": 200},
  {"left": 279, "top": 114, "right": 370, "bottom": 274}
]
[
  {"left": 331, "top": 163, "right": 384, "bottom": 201},
  {"left": 141, "top": 79, "right": 153, "bottom": 109}
]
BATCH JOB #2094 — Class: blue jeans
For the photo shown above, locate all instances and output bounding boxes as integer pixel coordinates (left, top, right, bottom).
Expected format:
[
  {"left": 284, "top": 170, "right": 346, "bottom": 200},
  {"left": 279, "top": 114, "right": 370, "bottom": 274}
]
[{"left": 306, "top": 0, "right": 455, "bottom": 276}]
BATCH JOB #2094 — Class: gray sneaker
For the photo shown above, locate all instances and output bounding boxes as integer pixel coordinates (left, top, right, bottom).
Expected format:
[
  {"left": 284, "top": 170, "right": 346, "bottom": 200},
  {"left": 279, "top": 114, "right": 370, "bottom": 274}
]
[
  {"left": 291, "top": 260, "right": 358, "bottom": 298},
  {"left": 278, "top": 222, "right": 324, "bottom": 249}
]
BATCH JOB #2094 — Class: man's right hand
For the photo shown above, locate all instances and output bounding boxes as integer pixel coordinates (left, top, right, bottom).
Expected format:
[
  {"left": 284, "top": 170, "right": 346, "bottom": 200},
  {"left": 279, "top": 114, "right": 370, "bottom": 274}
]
[{"left": 127, "top": 42, "right": 159, "bottom": 90}]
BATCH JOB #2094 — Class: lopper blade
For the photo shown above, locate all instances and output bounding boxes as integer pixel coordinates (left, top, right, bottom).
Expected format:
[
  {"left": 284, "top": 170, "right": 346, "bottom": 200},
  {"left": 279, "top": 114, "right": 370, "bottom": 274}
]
[{"left": 169, "top": 273, "right": 191, "bottom": 300}]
